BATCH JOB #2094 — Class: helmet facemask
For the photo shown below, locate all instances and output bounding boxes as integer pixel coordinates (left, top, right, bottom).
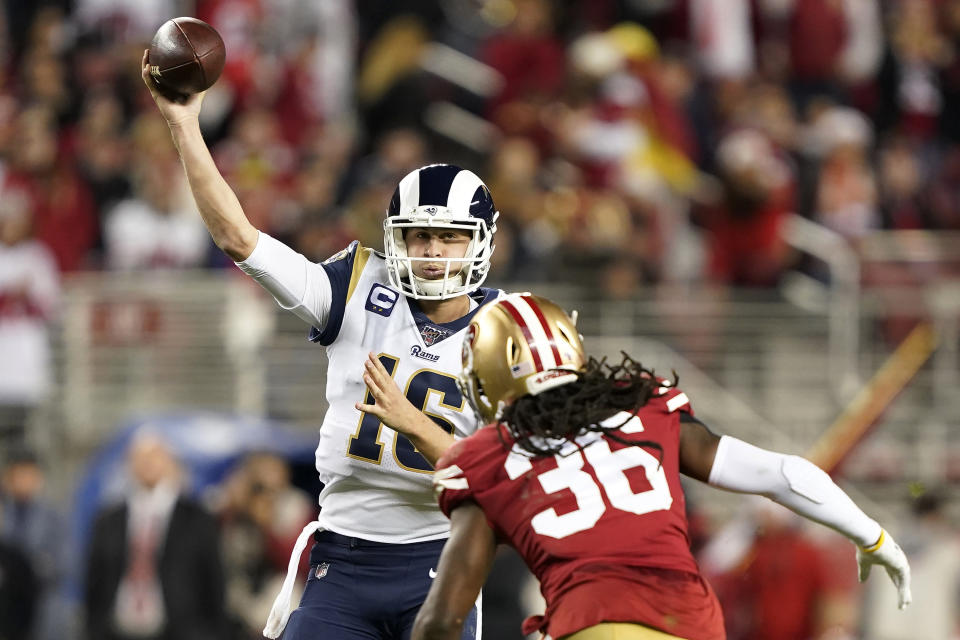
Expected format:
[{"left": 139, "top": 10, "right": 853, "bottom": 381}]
[{"left": 383, "top": 207, "right": 497, "bottom": 300}]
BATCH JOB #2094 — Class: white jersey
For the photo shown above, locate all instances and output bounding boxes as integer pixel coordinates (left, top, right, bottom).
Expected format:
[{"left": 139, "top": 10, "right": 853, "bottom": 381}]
[
  {"left": 302, "top": 241, "right": 499, "bottom": 542},
  {"left": 0, "top": 240, "right": 59, "bottom": 403}
]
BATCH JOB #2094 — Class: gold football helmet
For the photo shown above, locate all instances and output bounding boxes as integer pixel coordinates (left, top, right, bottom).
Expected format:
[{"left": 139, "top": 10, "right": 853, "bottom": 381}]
[{"left": 460, "top": 293, "right": 586, "bottom": 422}]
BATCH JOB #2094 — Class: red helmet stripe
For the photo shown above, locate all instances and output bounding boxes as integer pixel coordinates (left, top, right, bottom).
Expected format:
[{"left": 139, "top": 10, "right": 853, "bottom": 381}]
[
  {"left": 499, "top": 298, "right": 544, "bottom": 371},
  {"left": 523, "top": 295, "right": 563, "bottom": 366}
]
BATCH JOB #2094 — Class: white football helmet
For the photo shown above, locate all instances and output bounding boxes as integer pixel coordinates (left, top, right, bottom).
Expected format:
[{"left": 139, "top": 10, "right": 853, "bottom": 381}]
[{"left": 383, "top": 164, "right": 498, "bottom": 300}]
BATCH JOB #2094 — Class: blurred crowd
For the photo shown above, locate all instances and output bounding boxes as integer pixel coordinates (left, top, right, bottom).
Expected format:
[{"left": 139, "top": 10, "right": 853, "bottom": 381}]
[
  {"left": 4, "top": 0, "right": 960, "bottom": 436},
  {"left": 0, "top": 435, "right": 319, "bottom": 640},
  {"left": 3, "top": 0, "right": 960, "bottom": 289},
  {"left": 2, "top": 0, "right": 960, "bottom": 638}
]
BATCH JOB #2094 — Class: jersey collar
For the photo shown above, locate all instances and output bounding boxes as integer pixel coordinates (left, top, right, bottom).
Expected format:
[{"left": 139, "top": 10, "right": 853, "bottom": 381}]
[{"left": 405, "top": 288, "right": 499, "bottom": 345}]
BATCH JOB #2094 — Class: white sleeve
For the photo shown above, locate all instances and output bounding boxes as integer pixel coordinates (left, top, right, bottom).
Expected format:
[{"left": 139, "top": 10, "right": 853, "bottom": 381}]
[
  {"left": 708, "top": 435, "right": 882, "bottom": 547},
  {"left": 234, "top": 231, "right": 333, "bottom": 330}
]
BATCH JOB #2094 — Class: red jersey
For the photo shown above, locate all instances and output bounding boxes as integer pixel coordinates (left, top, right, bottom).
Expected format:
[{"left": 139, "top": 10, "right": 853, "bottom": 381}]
[{"left": 435, "top": 386, "right": 725, "bottom": 640}]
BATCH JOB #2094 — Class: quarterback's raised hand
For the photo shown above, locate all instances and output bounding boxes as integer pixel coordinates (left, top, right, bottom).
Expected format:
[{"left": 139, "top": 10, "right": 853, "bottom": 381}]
[
  {"left": 139, "top": 48, "right": 258, "bottom": 261},
  {"left": 141, "top": 50, "right": 205, "bottom": 127},
  {"left": 856, "top": 529, "right": 912, "bottom": 609},
  {"left": 356, "top": 353, "right": 455, "bottom": 467}
]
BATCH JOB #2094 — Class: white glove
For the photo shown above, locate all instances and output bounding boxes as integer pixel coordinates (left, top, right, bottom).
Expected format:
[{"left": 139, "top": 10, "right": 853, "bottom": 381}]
[{"left": 856, "top": 529, "right": 912, "bottom": 609}]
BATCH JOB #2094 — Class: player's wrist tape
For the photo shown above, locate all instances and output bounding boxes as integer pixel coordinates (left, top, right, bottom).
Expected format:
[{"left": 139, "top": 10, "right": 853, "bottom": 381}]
[{"left": 860, "top": 528, "right": 885, "bottom": 553}]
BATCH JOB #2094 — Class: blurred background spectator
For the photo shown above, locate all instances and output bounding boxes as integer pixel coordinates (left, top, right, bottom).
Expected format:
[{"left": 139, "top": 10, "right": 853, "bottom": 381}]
[
  {"left": 860, "top": 489, "right": 960, "bottom": 640},
  {"left": 806, "top": 106, "right": 879, "bottom": 241},
  {"left": 695, "top": 127, "right": 794, "bottom": 287},
  {"left": 0, "top": 531, "right": 38, "bottom": 640},
  {"left": 702, "top": 498, "right": 857, "bottom": 640},
  {"left": 0, "top": 192, "right": 59, "bottom": 447},
  {"left": 211, "top": 451, "right": 314, "bottom": 639},
  {"left": 102, "top": 156, "right": 210, "bottom": 270},
  {"left": 0, "top": 448, "right": 71, "bottom": 640},
  {"left": 83, "top": 431, "right": 226, "bottom": 640},
  {"left": 2, "top": 104, "right": 98, "bottom": 273}
]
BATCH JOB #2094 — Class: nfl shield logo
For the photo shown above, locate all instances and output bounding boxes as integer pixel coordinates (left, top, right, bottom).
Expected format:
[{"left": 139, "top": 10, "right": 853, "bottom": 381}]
[{"left": 315, "top": 562, "right": 330, "bottom": 579}]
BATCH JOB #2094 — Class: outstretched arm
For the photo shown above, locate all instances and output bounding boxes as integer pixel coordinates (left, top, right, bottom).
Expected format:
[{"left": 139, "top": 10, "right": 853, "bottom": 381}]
[
  {"left": 411, "top": 502, "right": 496, "bottom": 640},
  {"left": 680, "top": 417, "right": 912, "bottom": 609},
  {"left": 140, "top": 50, "right": 258, "bottom": 261}
]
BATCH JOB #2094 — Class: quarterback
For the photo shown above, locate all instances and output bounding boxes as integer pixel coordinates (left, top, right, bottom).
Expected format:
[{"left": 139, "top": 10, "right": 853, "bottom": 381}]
[
  {"left": 364, "top": 293, "right": 913, "bottom": 640},
  {"left": 142, "top": 55, "right": 496, "bottom": 640}
]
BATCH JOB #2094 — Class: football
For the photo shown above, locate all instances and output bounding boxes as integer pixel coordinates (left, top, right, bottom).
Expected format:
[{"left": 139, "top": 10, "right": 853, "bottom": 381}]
[{"left": 147, "top": 17, "right": 225, "bottom": 96}]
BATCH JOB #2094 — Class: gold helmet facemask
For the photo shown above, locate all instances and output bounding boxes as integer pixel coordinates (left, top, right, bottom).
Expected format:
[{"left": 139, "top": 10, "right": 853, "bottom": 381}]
[{"left": 460, "top": 293, "right": 586, "bottom": 423}]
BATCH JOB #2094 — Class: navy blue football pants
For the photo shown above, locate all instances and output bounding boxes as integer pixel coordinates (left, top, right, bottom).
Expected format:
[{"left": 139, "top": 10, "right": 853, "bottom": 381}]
[{"left": 281, "top": 530, "right": 480, "bottom": 640}]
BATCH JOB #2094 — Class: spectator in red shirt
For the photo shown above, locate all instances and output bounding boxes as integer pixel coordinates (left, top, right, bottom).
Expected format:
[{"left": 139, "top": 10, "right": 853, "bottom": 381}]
[
  {"left": 3, "top": 105, "right": 97, "bottom": 272},
  {"left": 707, "top": 499, "right": 856, "bottom": 640},
  {"left": 788, "top": 0, "right": 848, "bottom": 111},
  {"left": 697, "top": 128, "right": 794, "bottom": 287},
  {"left": 481, "top": 0, "right": 565, "bottom": 128}
]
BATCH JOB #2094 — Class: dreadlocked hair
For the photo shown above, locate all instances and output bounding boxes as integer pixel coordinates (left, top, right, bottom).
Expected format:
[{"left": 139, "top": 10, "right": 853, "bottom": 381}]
[{"left": 498, "top": 352, "right": 674, "bottom": 457}]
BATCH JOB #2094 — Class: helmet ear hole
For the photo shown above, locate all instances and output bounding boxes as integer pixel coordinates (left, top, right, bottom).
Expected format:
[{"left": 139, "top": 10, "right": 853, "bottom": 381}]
[
  {"left": 507, "top": 337, "right": 520, "bottom": 365},
  {"left": 466, "top": 372, "right": 495, "bottom": 422},
  {"left": 556, "top": 322, "right": 579, "bottom": 354}
]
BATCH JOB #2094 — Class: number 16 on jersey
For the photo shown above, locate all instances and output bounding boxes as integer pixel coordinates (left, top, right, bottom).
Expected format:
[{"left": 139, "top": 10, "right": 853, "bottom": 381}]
[{"left": 348, "top": 353, "right": 465, "bottom": 473}]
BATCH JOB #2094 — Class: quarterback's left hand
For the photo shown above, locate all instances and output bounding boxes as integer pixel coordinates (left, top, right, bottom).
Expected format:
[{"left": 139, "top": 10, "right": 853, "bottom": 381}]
[
  {"left": 856, "top": 529, "right": 912, "bottom": 609},
  {"left": 356, "top": 352, "right": 427, "bottom": 436}
]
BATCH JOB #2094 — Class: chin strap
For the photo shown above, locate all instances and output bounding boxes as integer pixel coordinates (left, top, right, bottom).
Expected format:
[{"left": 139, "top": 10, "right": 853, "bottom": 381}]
[{"left": 412, "top": 271, "right": 466, "bottom": 297}]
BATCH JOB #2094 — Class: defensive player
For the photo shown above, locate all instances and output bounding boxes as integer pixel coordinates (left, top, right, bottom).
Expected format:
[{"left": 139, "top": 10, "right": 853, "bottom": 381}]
[
  {"left": 141, "top": 54, "right": 497, "bottom": 640},
  {"left": 361, "top": 293, "right": 913, "bottom": 640}
]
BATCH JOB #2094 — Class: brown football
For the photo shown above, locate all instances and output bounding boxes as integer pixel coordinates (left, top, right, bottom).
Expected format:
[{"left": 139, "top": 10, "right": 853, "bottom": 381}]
[{"left": 147, "top": 17, "right": 225, "bottom": 96}]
